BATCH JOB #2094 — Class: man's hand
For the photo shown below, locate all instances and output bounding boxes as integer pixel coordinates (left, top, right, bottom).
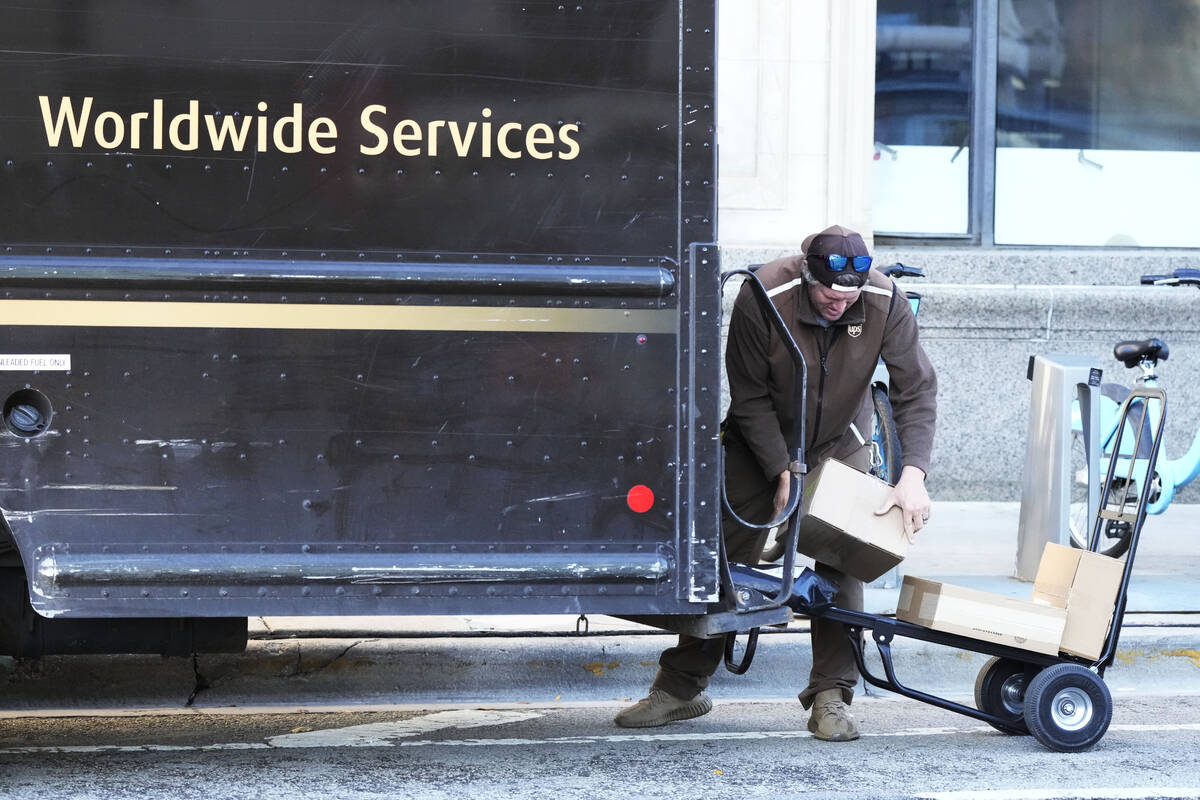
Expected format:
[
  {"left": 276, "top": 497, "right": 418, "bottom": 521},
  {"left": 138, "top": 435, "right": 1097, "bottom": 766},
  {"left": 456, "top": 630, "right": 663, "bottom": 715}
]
[
  {"left": 875, "top": 465, "right": 931, "bottom": 541},
  {"left": 772, "top": 469, "right": 791, "bottom": 522}
]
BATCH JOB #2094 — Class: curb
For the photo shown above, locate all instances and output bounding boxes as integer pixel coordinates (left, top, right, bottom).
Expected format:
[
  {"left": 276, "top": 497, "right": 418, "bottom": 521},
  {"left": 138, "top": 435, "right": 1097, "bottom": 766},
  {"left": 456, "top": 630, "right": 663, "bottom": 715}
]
[{"left": 2, "top": 622, "right": 1197, "bottom": 712}]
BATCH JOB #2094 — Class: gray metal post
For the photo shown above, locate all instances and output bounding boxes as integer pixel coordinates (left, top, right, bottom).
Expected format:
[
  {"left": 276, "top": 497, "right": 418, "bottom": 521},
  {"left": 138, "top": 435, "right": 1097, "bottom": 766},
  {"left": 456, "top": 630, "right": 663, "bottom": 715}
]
[{"left": 1015, "top": 354, "right": 1103, "bottom": 580}]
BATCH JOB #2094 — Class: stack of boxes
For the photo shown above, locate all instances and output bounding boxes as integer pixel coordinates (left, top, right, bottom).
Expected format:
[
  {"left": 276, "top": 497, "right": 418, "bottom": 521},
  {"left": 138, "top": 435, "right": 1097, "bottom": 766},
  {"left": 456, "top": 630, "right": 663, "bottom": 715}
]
[{"left": 796, "top": 458, "right": 1125, "bottom": 660}]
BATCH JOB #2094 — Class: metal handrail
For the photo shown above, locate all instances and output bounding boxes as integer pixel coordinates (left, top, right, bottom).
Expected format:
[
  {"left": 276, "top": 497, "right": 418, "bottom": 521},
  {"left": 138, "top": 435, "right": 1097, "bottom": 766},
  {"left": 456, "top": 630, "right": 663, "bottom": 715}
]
[
  {"left": 1096, "top": 385, "right": 1168, "bottom": 674},
  {"left": 716, "top": 268, "right": 809, "bottom": 610}
]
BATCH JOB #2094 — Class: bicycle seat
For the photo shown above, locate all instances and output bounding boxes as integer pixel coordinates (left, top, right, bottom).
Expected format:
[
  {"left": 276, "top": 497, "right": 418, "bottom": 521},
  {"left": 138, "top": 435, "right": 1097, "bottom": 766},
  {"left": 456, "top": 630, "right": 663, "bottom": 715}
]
[{"left": 1114, "top": 337, "right": 1169, "bottom": 368}]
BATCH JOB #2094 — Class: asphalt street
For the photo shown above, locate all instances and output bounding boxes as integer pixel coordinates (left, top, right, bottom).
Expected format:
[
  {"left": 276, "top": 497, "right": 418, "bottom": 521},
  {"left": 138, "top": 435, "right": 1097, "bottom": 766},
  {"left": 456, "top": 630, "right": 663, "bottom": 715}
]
[
  {"left": 2, "top": 697, "right": 1199, "bottom": 799},
  {"left": 1, "top": 503, "right": 1197, "bottom": 799}
]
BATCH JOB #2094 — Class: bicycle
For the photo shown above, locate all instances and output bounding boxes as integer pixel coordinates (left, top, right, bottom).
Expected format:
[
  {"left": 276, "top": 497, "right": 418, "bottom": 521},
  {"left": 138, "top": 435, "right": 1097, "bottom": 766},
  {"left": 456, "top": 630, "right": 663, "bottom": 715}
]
[
  {"left": 1068, "top": 268, "right": 1200, "bottom": 558},
  {"left": 867, "top": 262, "right": 924, "bottom": 486},
  {"left": 760, "top": 262, "right": 923, "bottom": 562}
]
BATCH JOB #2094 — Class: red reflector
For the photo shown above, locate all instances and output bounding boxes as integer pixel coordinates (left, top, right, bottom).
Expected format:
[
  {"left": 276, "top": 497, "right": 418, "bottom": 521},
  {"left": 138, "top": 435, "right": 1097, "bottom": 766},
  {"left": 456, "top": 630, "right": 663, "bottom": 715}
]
[{"left": 626, "top": 484, "right": 654, "bottom": 513}]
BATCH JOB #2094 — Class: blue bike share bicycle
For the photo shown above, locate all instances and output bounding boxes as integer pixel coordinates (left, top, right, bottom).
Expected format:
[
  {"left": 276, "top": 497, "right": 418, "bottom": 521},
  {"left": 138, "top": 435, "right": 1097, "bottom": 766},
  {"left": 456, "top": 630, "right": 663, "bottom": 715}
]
[
  {"left": 867, "top": 262, "right": 924, "bottom": 485},
  {"left": 1069, "top": 268, "right": 1200, "bottom": 557}
]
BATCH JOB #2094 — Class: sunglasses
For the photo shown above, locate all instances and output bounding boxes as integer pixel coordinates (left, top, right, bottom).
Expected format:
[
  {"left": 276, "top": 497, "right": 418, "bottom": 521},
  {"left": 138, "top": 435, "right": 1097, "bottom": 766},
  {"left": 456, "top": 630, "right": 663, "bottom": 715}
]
[{"left": 808, "top": 253, "right": 872, "bottom": 272}]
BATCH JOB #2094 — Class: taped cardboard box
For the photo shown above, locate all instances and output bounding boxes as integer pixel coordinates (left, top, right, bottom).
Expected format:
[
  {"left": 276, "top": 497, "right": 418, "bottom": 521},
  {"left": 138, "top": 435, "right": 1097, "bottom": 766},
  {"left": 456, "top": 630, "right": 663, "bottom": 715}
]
[
  {"left": 896, "top": 543, "right": 1124, "bottom": 659},
  {"left": 897, "top": 575, "right": 1068, "bottom": 656},
  {"left": 797, "top": 458, "right": 908, "bottom": 583},
  {"left": 1032, "top": 543, "right": 1124, "bottom": 660}
]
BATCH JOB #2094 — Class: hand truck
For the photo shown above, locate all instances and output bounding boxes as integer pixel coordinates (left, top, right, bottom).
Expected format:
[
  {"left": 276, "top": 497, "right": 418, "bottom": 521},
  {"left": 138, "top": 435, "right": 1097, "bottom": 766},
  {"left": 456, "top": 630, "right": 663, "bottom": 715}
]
[{"left": 716, "top": 271, "right": 1168, "bottom": 753}]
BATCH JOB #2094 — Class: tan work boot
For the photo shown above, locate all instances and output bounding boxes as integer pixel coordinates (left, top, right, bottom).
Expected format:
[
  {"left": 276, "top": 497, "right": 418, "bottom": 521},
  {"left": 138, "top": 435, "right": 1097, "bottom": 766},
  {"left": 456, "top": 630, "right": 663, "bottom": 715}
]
[
  {"left": 613, "top": 688, "right": 712, "bottom": 728},
  {"left": 807, "top": 688, "right": 859, "bottom": 741}
]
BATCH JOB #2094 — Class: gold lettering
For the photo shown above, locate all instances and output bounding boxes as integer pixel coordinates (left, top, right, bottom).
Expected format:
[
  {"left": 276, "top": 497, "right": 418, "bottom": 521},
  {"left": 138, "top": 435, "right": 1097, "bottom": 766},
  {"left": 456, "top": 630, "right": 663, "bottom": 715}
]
[
  {"left": 204, "top": 113, "right": 253, "bottom": 151},
  {"left": 272, "top": 103, "right": 304, "bottom": 154},
  {"left": 426, "top": 120, "right": 446, "bottom": 157},
  {"left": 94, "top": 111, "right": 125, "bottom": 149},
  {"left": 33, "top": 97, "right": 580, "bottom": 159},
  {"left": 153, "top": 99, "right": 163, "bottom": 150},
  {"left": 130, "top": 111, "right": 149, "bottom": 149},
  {"left": 38, "top": 96, "right": 92, "bottom": 148},
  {"left": 497, "top": 122, "right": 523, "bottom": 158},
  {"left": 558, "top": 124, "right": 580, "bottom": 160},
  {"left": 167, "top": 100, "right": 199, "bottom": 151},
  {"left": 525, "top": 123, "right": 554, "bottom": 160},
  {"left": 393, "top": 120, "right": 421, "bottom": 156},
  {"left": 309, "top": 117, "right": 337, "bottom": 154},
  {"left": 255, "top": 101, "right": 269, "bottom": 152},
  {"left": 359, "top": 104, "right": 389, "bottom": 155},
  {"left": 448, "top": 121, "right": 476, "bottom": 157},
  {"left": 480, "top": 108, "right": 493, "bottom": 158}
]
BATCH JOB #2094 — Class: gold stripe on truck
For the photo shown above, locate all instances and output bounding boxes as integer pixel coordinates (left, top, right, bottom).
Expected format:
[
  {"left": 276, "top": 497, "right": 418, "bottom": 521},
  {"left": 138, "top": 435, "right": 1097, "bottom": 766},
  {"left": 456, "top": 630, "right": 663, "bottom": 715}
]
[{"left": 0, "top": 300, "right": 677, "bottom": 334}]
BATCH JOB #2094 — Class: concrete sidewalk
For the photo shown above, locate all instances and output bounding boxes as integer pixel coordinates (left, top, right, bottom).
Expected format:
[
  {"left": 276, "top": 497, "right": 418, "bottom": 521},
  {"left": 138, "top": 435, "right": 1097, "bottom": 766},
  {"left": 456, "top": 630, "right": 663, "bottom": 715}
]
[
  {"left": 865, "top": 500, "right": 1200, "bottom": 614},
  {"left": 2, "top": 503, "right": 1197, "bottom": 711}
]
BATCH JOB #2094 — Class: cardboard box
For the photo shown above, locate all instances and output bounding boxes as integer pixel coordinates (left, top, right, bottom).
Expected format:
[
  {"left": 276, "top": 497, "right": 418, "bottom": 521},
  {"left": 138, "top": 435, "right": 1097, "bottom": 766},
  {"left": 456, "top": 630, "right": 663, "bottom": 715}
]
[
  {"left": 896, "top": 543, "right": 1124, "bottom": 659},
  {"left": 796, "top": 458, "right": 909, "bottom": 582},
  {"left": 897, "top": 575, "right": 1068, "bottom": 656},
  {"left": 1032, "top": 543, "right": 1124, "bottom": 660}
]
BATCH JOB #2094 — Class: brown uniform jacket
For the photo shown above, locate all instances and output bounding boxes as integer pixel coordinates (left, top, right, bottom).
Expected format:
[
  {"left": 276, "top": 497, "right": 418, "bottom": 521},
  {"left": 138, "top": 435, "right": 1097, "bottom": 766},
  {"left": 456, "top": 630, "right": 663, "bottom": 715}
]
[{"left": 724, "top": 255, "right": 937, "bottom": 485}]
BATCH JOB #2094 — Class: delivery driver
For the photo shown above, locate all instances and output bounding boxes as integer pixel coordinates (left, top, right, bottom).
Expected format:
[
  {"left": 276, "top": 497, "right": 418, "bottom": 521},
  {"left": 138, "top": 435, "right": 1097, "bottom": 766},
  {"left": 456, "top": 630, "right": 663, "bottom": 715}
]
[{"left": 614, "top": 224, "right": 938, "bottom": 740}]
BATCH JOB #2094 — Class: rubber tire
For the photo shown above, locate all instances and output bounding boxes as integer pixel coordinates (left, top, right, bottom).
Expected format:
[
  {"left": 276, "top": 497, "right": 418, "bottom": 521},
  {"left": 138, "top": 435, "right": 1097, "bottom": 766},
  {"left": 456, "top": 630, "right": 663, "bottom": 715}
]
[
  {"left": 974, "top": 657, "right": 1034, "bottom": 735},
  {"left": 1023, "top": 663, "right": 1113, "bottom": 753},
  {"left": 870, "top": 385, "right": 902, "bottom": 485}
]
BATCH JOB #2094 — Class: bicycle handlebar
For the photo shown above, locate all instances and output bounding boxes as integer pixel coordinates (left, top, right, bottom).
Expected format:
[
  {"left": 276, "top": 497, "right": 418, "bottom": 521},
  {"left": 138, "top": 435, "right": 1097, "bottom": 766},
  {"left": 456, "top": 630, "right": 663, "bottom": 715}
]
[
  {"left": 880, "top": 262, "right": 925, "bottom": 279},
  {"left": 1141, "top": 268, "right": 1200, "bottom": 287}
]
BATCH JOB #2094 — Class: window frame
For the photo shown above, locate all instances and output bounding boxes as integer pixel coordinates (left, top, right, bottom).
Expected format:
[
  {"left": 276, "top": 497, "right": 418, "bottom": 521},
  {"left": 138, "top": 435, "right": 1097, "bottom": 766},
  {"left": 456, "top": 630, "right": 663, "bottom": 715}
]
[{"left": 875, "top": 0, "right": 998, "bottom": 247}]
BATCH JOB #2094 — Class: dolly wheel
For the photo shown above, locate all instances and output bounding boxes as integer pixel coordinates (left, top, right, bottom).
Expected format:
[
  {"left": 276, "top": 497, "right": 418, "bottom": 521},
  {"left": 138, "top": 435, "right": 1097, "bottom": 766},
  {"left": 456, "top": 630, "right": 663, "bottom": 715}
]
[
  {"left": 974, "top": 657, "right": 1033, "bottom": 734},
  {"left": 1023, "top": 663, "right": 1112, "bottom": 752}
]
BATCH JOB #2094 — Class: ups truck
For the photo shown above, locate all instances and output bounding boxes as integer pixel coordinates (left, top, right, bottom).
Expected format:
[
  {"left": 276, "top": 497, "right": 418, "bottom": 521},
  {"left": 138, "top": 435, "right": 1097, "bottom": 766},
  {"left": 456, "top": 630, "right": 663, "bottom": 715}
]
[{"left": 0, "top": 0, "right": 755, "bottom": 658}]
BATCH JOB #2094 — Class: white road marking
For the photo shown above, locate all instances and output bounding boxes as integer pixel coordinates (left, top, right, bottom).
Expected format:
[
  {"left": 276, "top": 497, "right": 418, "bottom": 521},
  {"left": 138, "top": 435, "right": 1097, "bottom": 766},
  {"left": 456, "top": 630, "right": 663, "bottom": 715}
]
[
  {"left": 1108, "top": 723, "right": 1200, "bottom": 732},
  {"left": 2, "top": 718, "right": 1199, "bottom": 755},
  {"left": 0, "top": 743, "right": 272, "bottom": 754},
  {"left": 266, "top": 709, "right": 543, "bottom": 748},
  {"left": 0, "top": 697, "right": 794, "bottom": 720},
  {"left": 919, "top": 791, "right": 1200, "bottom": 800},
  {"left": 372, "top": 722, "right": 1200, "bottom": 748}
]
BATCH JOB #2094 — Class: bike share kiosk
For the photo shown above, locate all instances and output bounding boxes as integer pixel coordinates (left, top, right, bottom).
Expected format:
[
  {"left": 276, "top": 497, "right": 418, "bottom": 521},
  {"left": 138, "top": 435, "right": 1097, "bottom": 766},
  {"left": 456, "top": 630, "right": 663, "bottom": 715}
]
[{"left": 1015, "top": 354, "right": 1103, "bottom": 580}]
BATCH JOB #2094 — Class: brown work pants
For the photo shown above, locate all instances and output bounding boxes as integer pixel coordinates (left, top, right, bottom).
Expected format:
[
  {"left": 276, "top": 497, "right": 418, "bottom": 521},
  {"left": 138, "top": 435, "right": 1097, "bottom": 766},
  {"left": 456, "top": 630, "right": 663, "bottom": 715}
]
[{"left": 650, "top": 441, "right": 869, "bottom": 708}]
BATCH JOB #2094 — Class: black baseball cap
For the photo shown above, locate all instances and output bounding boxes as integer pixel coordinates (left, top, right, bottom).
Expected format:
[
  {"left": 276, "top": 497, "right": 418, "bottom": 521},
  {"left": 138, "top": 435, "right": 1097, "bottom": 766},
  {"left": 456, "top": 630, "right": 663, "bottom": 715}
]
[{"left": 804, "top": 224, "right": 871, "bottom": 294}]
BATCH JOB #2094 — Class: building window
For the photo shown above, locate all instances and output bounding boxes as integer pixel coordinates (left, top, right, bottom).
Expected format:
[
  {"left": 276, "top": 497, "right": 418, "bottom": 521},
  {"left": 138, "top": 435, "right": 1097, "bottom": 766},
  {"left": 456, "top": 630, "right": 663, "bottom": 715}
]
[
  {"left": 875, "top": 0, "right": 1200, "bottom": 247},
  {"left": 995, "top": 1, "right": 1200, "bottom": 246},
  {"left": 873, "top": 1, "right": 974, "bottom": 237}
]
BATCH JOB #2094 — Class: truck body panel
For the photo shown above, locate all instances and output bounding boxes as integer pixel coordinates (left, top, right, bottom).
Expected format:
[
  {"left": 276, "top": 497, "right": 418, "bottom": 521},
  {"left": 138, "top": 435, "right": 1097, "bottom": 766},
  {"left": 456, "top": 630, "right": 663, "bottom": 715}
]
[{"left": 0, "top": 1, "right": 723, "bottom": 634}]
